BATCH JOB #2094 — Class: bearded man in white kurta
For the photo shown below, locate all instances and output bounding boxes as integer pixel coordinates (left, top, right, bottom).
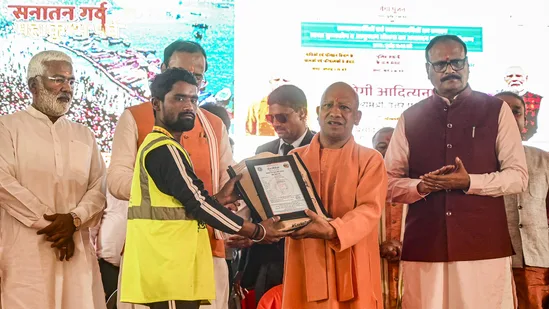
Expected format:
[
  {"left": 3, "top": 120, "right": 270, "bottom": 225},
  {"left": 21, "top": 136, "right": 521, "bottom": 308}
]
[{"left": 0, "top": 50, "right": 106, "bottom": 309}]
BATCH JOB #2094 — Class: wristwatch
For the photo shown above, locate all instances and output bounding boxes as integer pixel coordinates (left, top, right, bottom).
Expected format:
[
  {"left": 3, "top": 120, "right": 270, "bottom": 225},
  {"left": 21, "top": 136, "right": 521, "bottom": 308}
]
[{"left": 70, "top": 212, "right": 81, "bottom": 231}]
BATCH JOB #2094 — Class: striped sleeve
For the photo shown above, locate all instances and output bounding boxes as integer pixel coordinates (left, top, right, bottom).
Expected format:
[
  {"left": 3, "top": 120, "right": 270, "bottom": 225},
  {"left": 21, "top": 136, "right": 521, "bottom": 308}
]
[{"left": 144, "top": 144, "right": 244, "bottom": 234}]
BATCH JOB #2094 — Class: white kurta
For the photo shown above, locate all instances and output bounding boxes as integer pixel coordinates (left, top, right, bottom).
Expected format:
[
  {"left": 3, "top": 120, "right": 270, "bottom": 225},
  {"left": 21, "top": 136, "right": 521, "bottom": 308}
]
[
  {"left": 385, "top": 97, "right": 527, "bottom": 309},
  {"left": 0, "top": 106, "right": 107, "bottom": 309}
]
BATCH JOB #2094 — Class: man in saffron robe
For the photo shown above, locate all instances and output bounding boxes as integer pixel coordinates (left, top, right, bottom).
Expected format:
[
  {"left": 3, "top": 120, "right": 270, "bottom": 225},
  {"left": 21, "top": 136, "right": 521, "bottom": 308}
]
[
  {"left": 282, "top": 82, "right": 387, "bottom": 309},
  {"left": 385, "top": 35, "right": 528, "bottom": 309}
]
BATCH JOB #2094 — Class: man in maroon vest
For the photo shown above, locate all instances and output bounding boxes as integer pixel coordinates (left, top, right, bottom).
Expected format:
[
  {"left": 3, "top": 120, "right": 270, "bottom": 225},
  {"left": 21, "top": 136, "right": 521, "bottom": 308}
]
[{"left": 385, "top": 35, "right": 529, "bottom": 309}]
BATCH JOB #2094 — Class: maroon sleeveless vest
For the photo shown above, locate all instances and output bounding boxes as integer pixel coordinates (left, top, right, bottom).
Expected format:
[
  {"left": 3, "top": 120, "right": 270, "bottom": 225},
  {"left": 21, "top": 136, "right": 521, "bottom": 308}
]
[{"left": 402, "top": 87, "right": 514, "bottom": 262}]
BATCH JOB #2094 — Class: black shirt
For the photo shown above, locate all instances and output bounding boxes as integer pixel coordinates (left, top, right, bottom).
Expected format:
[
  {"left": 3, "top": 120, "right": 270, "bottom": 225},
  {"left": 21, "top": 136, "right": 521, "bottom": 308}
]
[{"left": 144, "top": 142, "right": 244, "bottom": 234}]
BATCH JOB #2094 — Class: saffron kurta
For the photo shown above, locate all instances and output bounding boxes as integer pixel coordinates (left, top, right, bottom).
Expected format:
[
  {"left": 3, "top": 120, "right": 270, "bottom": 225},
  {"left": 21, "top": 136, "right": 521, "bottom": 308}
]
[
  {"left": 0, "top": 106, "right": 106, "bottom": 309},
  {"left": 282, "top": 134, "right": 387, "bottom": 309}
]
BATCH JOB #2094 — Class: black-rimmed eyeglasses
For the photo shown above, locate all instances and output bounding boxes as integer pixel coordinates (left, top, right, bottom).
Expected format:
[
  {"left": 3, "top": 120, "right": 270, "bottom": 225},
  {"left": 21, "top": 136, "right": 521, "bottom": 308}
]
[{"left": 427, "top": 57, "right": 468, "bottom": 73}]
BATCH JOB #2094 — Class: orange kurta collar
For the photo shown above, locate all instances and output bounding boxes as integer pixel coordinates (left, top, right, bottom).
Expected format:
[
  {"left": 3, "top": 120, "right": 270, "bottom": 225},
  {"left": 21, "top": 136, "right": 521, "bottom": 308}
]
[{"left": 298, "top": 134, "right": 357, "bottom": 302}]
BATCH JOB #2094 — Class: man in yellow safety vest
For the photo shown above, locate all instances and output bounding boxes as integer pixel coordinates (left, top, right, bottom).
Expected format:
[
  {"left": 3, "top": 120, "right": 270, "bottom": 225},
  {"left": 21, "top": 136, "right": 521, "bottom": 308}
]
[{"left": 119, "top": 68, "right": 288, "bottom": 309}]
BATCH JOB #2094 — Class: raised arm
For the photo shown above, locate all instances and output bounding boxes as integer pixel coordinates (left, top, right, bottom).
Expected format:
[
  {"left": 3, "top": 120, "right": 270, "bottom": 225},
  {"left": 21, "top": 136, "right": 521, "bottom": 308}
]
[
  {"left": 144, "top": 144, "right": 289, "bottom": 243},
  {"left": 384, "top": 115, "right": 426, "bottom": 204},
  {"left": 145, "top": 144, "right": 246, "bottom": 234}
]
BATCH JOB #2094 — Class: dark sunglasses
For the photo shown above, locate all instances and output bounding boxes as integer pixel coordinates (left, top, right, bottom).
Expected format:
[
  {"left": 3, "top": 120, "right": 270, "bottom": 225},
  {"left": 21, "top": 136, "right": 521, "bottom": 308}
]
[
  {"left": 265, "top": 112, "right": 294, "bottom": 124},
  {"left": 428, "top": 57, "right": 468, "bottom": 73}
]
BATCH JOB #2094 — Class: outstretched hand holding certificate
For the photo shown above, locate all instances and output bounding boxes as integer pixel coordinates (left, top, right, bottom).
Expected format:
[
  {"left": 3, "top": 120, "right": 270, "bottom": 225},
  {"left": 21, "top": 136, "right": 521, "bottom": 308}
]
[{"left": 227, "top": 152, "right": 329, "bottom": 232}]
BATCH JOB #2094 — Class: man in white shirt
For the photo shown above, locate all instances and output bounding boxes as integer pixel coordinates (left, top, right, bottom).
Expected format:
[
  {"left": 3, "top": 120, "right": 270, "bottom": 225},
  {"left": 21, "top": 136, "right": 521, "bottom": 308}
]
[
  {"left": 90, "top": 191, "right": 127, "bottom": 301},
  {"left": 228, "top": 84, "right": 315, "bottom": 304},
  {"left": 0, "top": 50, "right": 106, "bottom": 309}
]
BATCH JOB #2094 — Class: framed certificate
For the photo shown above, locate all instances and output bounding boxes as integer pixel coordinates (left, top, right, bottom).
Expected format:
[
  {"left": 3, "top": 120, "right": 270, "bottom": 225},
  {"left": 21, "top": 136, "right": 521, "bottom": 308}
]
[{"left": 228, "top": 152, "right": 329, "bottom": 231}]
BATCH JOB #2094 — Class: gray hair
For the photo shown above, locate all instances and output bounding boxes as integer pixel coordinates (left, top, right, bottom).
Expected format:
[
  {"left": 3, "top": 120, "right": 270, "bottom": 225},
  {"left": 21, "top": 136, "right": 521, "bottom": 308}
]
[{"left": 27, "top": 50, "right": 72, "bottom": 81}]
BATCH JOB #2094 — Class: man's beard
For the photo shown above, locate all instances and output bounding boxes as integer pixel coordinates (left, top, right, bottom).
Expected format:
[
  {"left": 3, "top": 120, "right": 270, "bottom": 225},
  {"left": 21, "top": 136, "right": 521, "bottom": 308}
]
[
  {"left": 166, "top": 112, "right": 196, "bottom": 132},
  {"left": 508, "top": 83, "right": 525, "bottom": 94},
  {"left": 34, "top": 87, "right": 71, "bottom": 117}
]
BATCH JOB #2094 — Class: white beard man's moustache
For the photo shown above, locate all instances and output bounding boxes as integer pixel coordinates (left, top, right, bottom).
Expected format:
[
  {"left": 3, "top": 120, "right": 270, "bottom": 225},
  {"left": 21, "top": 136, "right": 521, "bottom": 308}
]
[{"left": 35, "top": 88, "right": 71, "bottom": 117}]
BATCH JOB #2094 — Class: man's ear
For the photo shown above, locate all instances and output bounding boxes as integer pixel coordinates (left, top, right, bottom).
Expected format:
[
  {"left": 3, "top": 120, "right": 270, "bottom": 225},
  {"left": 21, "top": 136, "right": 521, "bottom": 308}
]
[
  {"left": 299, "top": 108, "right": 308, "bottom": 121},
  {"left": 152, "top": 97, "right": 162, "bottom": 113},
  {"left": 28, "top": 77, "right": 38, "bottom": 95},
  {"left": 160, "top": 63, "right": 167, "bottom": 73},
  {"left": 354, "top": 110, "right": 362, "bottom": 126}
]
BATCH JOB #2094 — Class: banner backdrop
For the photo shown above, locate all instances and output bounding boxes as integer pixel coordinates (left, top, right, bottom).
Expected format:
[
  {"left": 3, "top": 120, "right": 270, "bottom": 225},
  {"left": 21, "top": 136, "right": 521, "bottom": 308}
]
[
  {"left": 233, "top": 0, "right": 549, "bottom": 161},
  {"left": 1, "top": 0, "right": 548, "bottom": 163},
  {"left": 0, "top": 0, "right": 234, "bottom": 163}
]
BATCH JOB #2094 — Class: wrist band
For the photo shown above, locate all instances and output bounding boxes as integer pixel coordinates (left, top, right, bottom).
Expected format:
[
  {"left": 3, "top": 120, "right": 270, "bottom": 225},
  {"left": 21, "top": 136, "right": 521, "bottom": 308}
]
[
  {"left": 251, "top": 224, "right": 259, "bottom": 239},
  {"left": 252, "top": 223, "right": 266, "bottom": 243}
]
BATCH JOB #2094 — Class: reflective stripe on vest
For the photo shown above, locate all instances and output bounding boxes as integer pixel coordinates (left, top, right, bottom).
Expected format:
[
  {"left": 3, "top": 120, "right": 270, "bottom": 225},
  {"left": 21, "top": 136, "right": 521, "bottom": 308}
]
[{"left": 128, "top": 135, "right": 193, "bottom": 221}]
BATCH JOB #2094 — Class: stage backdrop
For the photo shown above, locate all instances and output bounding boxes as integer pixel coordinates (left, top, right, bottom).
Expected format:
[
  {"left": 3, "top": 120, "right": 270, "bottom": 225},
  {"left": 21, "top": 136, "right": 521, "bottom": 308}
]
[
  {"left": 1, "top": 0, "right": 548, "bottom": 163},
  {"left": 233, "top": 0, "right": 549, "bottom": 161},
  {"left": 0, "top": 0, "right": 234, "bottom": 164}
]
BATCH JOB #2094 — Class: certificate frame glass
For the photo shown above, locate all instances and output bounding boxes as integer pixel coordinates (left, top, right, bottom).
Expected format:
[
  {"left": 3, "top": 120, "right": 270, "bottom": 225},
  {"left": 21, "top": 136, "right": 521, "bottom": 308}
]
[{"left": 245, "top": 155, "right": 317, "bottom": 221}]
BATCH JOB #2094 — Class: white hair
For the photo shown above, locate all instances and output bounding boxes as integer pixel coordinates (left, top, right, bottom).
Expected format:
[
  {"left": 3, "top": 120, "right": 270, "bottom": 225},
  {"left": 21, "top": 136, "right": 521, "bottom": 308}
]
[
  {"left": 505, "top": 65, "right": 527, "bottom": 76},
  {"left": 27, "top": 50, "right": 72, "bottom": 81}
]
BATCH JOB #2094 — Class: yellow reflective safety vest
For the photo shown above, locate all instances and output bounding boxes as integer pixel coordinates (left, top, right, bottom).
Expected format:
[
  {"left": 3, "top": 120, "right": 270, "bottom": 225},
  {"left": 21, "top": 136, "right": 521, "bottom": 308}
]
[{"left": 120, "top": 131, "right": 214, "bottom": 304}]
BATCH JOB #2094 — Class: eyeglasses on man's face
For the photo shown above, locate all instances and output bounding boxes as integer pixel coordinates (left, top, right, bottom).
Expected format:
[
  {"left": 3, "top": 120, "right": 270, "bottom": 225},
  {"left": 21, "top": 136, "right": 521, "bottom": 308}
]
[
  {"left": 427, "top": 57, "right": 468, "bottom": 73},
  {"left": 265, "top": 111, "right": 296, "bottom": 124},
  {"left": 38, "top": 75, "right": 77, "bottom": 87}
]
